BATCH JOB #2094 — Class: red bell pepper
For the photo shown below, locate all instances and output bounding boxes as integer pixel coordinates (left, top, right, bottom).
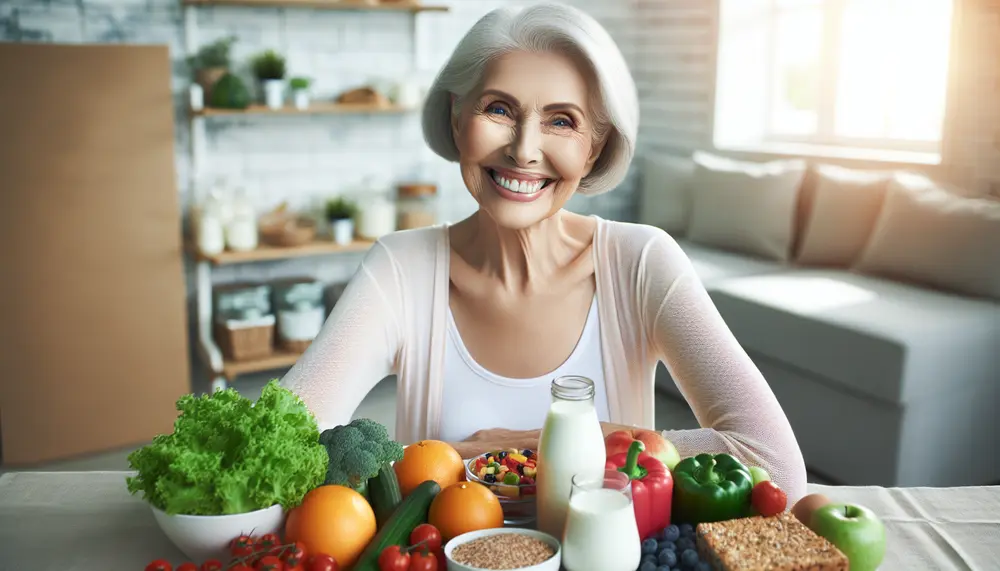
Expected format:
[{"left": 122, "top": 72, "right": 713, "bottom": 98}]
[{"left": 605, "top": 439, "right": 673, "bottom": 540}]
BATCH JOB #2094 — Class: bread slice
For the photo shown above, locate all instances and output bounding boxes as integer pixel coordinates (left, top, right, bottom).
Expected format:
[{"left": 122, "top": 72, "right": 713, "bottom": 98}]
[{"left": 695, "top": 512, "right": 849, "bottom": 571}]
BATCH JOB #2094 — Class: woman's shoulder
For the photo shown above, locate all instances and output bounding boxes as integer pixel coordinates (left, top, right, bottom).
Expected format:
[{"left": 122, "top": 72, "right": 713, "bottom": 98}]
[
  {"left": 362, "top": 226, "right": 447, "bottom": 276},
  {"left": 597, "top": 219, "right": 687, "bottom": 263}
]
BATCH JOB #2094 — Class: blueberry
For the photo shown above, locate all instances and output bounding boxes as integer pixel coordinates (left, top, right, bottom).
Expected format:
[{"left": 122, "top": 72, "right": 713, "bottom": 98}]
[
  {"left": 680, "top": 549, "right": 699, "bottom": 568},
  {"left": 658, "top": 540, "right": 676, "bottom": 552},
  {"left": 657, "top": 548, "right": 678, "bottom": 567},
  {"left": 679, "top": 523, "right": 695, "bottom": 537},
  {"left": 656, "top": 566, "right": 671, "bottom": 571},
  {"left": 639, "top": 561, "right": 657, "bottom": 571},
  {"left": 642, "top": 538, "right": 658, "bottom": 555},
  {"left": 676, "top": 538, "right": 695, "bottom": 552},
  {"left": 694, "top": 563, "right": 712, "bottom": 571},
  {"left": 663, "top": 524, "right": 680, "bottom": 542},
  {"left": 642, "top": 554, "right": 657, "bottom": 567},
  {"left": 497, "top": 451, "right": 508, "bottom": 459},
  {"left": 484, "top": 473, "right": 496, "bottom": 483},
  {"left": 522, "top": 449, "right": 533, "bottom": 457}
]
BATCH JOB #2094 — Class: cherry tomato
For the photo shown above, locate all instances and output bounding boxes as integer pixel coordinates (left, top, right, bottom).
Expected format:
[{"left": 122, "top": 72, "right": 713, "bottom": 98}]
[
  {"left": 282, "top": 541, "right": 308, "bottom": 566},
  {"left": 176, "top": 564, "right": 199, "bottom": 571},
  {"left": 256, "top": 555, "right": 285, "bottom": 571},
  {"left": 409, "top": 550, "right": 438, "bottom": 571},
  {"left": 432, "top": 548, "right": 446, "bottom": 570},
  {"left": 200, "top": 561, "right": 224, "bottom": 571},
  {"left": 229, "top": 566, "right": 254, "bottom": 571},
  {"left": 408, "top": 524, "right": 442, "bottom": 552},
  {"left": 231, "top": 534, "right": 256, "bottom": 558},
  {"left": 306, "top": 553, "right": 340, "bottom": 571},
  {"left": 377, "top": 545, "right": 410, "bottom": 571},
  {"left": 258, "top": 533, "right": 281, "bottom": 551},
  {"left": 145, "top": 561, "right": 172, "bottom": 571}
]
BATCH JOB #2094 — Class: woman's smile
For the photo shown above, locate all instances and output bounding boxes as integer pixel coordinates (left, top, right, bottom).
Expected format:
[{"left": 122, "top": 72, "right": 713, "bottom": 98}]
[{"left": 485, "top": 167, "right": 555, "bottom": 203}]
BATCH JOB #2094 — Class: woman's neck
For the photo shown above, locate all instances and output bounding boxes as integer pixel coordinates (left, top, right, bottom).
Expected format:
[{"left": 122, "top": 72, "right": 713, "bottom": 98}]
[{"left": 450, "top": 209, "right": 596, "bottom": 295}]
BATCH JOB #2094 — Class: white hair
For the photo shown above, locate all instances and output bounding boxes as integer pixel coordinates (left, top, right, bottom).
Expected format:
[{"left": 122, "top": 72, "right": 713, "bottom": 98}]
[{"left": 421, "top": 3, "right": 639, "bottom": 196}]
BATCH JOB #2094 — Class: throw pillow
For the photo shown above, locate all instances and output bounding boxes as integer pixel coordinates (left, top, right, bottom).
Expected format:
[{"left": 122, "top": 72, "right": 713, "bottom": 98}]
[
  {"left": 686, "top": 151, "right": 807, "bottom": 261},
  {"left": 637, "top": 153, "right": 695, "bottom": 235},
  {"left": 796, "top": 164, "right": 893, "bottom": 267},
  {"left": 854, "top": 173, "right": 1000, "bottom": 300}
]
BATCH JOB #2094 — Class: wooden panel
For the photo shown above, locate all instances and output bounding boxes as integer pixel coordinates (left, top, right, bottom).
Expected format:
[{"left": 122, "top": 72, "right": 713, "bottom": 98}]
[
  {"left": 191, "top": 239, "right": 373, "bottom": 265},
  {"left": 193, "top": 103, "right": 412, "bottom": 117},
  {"left": 0, "top": 44, "right": 190, "bottom": 466}
]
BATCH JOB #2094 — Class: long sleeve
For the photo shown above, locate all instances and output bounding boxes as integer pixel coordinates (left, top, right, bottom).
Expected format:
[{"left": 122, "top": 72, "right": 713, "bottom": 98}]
[
  {"left": 642, "top": 233, "right": 808, "bottom": 504},
  {"left": 280, "top": 241, "right": 403, "bottom": 432}
]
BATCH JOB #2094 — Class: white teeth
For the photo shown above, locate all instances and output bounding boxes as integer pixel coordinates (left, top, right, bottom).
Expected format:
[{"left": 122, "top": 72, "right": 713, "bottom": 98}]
[{"left": 490, "top": 170, "right": 546, "bottom": 194}]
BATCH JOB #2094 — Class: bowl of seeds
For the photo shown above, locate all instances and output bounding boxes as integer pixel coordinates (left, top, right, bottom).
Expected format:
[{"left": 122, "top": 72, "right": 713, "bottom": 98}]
[{"left": 444, "top": 528, "right": 560, "bottom": 571}]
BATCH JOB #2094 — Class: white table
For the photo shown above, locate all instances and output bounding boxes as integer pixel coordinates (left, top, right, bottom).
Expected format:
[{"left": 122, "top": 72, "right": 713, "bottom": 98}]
[{"left": 0, "top": 471, "right": 998, "bottom": 570}]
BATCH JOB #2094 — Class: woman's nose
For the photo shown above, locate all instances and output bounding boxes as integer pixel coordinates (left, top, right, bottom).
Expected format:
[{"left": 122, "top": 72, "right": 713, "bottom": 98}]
[{"left": 505, "top": 120, "right": 543, "bottom": 167}]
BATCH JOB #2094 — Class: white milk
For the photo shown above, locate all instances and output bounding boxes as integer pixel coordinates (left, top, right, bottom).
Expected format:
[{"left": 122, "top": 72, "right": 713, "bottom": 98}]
[
  {"left": 534, "top": 377, "right": 606, "bottom": 540},
  {"left": 562, "top": 488, "right": 642, "bottom": 571}
]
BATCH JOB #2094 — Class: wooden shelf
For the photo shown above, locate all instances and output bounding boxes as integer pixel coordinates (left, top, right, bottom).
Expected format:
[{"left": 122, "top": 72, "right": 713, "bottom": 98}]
[
  {"left": 182, "top": 0, "right": 449, "bottom": 12},
  {"left": 192, "top": 102, "right": 413, "bottom": 117},
  {"left": 223, "top": 350, "right": 304, "bottom": 380},
  {"left": 193, "top": 238, "right": 374, "bottom": 265}
]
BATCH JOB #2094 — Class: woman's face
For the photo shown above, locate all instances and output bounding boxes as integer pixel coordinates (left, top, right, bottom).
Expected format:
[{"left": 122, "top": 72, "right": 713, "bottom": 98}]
[{"left": 452, "top": 50, "right": 606, "bottom": 229}]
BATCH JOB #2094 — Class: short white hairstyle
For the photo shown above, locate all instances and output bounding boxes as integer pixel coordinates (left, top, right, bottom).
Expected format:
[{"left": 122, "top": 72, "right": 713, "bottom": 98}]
[{"left": 421, "top": 3, "right": 639, "bottom": 196}]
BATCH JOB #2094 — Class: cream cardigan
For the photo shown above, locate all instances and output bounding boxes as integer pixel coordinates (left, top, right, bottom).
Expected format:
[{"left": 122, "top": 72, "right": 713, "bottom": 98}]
[{"left": 281, "top": 217, "right": 808, "bottom": 503}]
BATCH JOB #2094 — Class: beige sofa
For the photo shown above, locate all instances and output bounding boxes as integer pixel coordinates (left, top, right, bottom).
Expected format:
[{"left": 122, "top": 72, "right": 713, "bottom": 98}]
[{"left": 640, "top": 151, "right": 1000, "bottom": 488}]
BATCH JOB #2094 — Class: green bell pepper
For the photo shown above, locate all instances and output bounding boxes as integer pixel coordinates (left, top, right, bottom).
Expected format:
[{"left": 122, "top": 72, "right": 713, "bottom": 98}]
[{"left": 671, "top": 453, "right": 753, "bottom": 525}]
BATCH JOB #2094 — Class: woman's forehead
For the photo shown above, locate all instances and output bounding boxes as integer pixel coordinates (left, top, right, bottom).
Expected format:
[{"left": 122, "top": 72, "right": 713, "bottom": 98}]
[{"left": 478, "top": 51, "right": 592, "bottom": 109}]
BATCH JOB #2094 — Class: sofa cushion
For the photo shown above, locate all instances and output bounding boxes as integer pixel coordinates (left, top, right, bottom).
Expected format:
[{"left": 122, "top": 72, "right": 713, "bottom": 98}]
[
  {"left": 637, "top": 154, "right": 695, "bottom": 235},
  {"left": 708, "top": 269, "right": 1000, "bottom": 405},
  {"left": 675, "top": 239, "right": 787, "bottom": 287},
  {"left": 686, "top": 152, "right": 807, "bottom": 262}
]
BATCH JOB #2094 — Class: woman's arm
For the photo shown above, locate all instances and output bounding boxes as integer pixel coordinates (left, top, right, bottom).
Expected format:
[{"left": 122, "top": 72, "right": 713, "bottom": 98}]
[
  {"left": 642, "top": 233, "right": 808, "bottom": 504},
  {"left": 281, "top": 243, "right": 402, "bottom": 431}
]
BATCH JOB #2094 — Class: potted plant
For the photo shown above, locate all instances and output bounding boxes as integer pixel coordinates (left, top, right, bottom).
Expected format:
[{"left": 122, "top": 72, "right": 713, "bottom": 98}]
[
  {"left": 290, "top": 77, "right": 312, "bottom": 110},
  {"left": 252, "top": 50, "right": 287, "bottom": 110},
  {"left": 325, "top": 197, "right": 358, "bottom": 245},
  {"left": 187, "top": 36, "right": 237, "bottom": 102}
]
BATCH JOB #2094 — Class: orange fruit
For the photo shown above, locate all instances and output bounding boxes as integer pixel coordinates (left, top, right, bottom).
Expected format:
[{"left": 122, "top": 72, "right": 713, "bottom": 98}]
[
  {"left": 285, "top": 485, "right": 376, "bottom": 568},
  {"left": 428, "top": 481, "right": 504, "bottom": 541},
  {"left": 394, "top": 440, "right": 465, "bottom": 497}
]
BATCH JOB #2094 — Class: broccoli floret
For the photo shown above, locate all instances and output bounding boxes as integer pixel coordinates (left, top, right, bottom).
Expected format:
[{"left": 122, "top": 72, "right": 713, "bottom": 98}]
[{"left": 318, "top": 418, "right": 405, "bottom": 496}]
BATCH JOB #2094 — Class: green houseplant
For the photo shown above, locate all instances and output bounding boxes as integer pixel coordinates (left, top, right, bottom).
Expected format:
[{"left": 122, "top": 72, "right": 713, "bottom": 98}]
[
  {"left": 188, "top": 36, "right": 237, "bottom": 102},
  {"left": 252, "top": 50, "right": 288, "bottom": 110},
  {"left": 290, "top": 76, "right": 312, "bottom": 110},
  {"left": 326, "top": 197, "right": 358, "bottom": 246}
]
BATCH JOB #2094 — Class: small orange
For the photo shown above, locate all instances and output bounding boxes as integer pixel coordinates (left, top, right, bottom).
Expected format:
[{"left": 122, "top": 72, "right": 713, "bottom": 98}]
[
  {"left": 428, "top": 481, "right": 504, "bottom": 541},
  {"left": 285, "top": 485, "right": 376, "bottom": 568},
  {"left": 394, "top": 440, "right": 465, "bottom": 498}
]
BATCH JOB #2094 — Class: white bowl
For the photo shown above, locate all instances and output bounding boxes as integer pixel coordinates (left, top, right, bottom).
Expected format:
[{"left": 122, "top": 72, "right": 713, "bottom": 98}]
[
  {"left": 150, "top": 504, "right": 285, "bottom": 563},
  {"left": 444, "top": 528, "right": 561, "bottom": 571}
]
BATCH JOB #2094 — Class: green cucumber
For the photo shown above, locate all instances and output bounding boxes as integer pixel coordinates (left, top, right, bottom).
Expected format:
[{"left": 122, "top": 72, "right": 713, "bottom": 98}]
[
  {"left": 369, "top": 462, "right": 403, "bottom": 528},
  {"left": 353, "top": 479, "right": 441, "bottom": 571}
]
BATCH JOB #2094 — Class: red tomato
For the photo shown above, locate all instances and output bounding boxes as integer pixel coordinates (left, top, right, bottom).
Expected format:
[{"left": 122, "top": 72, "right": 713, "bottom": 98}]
[
  {"left": 408, "top": 550, "right": 438, "bottom": 571},
  {"left": 176, "top": 564, "right": 198, "bottom": 571},
  {"left": 378, "top": 545, "right": 411, "bottom": 571},
  {"left": 200, "top": 561, "right": 224, "bottom": 571},
  {"left": 145, "top": 561, "right": 172, "bottom": 571},
  {"left": 229, "top": 566, "right": 254, "bottom": 571},
  {"left": 751, "top": 481, "right": 789, "bottom": 517},
  {"left": 282, "top": 541, "right": 308, "bottom": 566},
  {"left": 408, "top": 524, "right": 442, "bottom": 552},
  {"left": 258, "top": 533, "right": 281, "bottom": 550},
  {"left": 306, "top": 553, "right": 340, "bottom": 571},
  {"left": 432, "top": 548, "right": 446, "bottom": 570},
  {"left": 256, "top": 555, "right": 285, "bottom": 571},
  {"left": 231, "top": 534, "right": 256, "bottom": 558}
]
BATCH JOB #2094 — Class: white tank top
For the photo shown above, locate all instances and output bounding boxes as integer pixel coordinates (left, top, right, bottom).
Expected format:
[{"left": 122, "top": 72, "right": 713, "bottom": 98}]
[{"left": 438, "top": 296, "right": 610, "bottom": 442}]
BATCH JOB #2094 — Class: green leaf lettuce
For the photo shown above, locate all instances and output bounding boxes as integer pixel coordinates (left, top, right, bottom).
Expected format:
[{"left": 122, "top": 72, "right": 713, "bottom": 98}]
[{"left": 126, "top": 380, "right": 327, "bottom": 515}]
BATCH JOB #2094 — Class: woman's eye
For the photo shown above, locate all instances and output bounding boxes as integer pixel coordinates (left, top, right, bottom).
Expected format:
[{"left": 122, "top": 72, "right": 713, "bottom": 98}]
[
  {"left": 552, "top": 117, "right": 573, "bottom": 128},
  {"left": 486, "top": 104, "right": 508, "bottom": 116}
]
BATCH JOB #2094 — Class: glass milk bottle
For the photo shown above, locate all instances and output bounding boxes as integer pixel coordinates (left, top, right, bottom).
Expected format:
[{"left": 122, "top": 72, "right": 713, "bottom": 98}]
[{"left": 534, "top": 376, "right": 607, "bottom": 540}]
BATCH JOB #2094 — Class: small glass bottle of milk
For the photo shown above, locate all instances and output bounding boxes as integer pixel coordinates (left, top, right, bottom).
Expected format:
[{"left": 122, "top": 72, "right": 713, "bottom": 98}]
[{"left": 534, "top": 376, "right": 607, "bottom": 540}]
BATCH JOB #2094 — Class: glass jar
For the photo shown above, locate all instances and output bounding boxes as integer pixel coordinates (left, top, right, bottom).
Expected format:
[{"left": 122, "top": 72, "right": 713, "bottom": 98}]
[
  {"left": 534, "top": 376, "right": 607, "bottom": 540},
  {"left": 226, "top": 187, "right": 258, "bottom": 252},
  {"left": 396, "top": 183, "right": 438, "bottom": 230},
  {"left": 356, "top": 183, "right": 397, "bottom": 240}
]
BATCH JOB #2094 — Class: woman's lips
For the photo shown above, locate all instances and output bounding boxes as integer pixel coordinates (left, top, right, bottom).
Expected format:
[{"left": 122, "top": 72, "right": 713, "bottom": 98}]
[{"left": 485, "top": 168, "right": 551, "bottom": 203}]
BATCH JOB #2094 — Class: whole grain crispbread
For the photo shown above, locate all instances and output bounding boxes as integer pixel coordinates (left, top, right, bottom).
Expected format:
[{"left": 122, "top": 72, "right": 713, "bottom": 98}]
[{"left": 695, "top": 512, "right": 849, "bottom": 571}]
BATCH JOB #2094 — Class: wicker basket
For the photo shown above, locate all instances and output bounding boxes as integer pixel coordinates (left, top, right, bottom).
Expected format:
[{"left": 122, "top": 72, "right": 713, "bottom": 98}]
[
  {"left": 279, "top": 338, "right": 312, "bottom": 354},
  {"left": 259, "top": 216, "right": 317, "bottom": 248},
  {"left": 215, "top": 318, "right": 275, "bottom": 361}
]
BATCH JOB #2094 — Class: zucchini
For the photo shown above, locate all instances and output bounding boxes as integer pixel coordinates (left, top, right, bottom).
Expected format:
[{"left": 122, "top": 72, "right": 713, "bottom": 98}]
[
  {"left": 353, "top": 479, "right": 441, "bottom": 571},
  {"left": 369, "top": 462, "right": 403, "bottom": 528}
]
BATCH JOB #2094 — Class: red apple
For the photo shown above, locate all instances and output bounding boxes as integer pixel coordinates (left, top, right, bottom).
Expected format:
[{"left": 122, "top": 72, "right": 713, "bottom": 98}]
[{"left": 605, "top": 429, "right": 680, "bottom": 470}]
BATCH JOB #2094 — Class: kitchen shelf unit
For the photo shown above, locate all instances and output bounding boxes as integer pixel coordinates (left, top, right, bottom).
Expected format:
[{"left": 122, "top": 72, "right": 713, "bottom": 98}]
[{"left": 183, "top": 0, "right": 446, "bottom": 391}]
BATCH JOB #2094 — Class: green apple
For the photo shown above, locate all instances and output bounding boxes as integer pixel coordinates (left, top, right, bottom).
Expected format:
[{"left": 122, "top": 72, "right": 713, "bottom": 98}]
[
  {"left": 749, "top": 466, "right": 770, "bottom": 486},
  {"left": 810, "top": 503, "right": 886, "bottom": 571}
]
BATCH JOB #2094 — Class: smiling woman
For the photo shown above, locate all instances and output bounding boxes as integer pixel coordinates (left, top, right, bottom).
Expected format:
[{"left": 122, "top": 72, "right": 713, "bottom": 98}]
[{"left": 280, "top": 3, "right": 809, "bottom": 506}]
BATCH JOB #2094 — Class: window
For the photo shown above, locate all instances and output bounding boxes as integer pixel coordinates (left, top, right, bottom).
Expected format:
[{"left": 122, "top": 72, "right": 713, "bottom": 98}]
[{"left": 713, "top": 0, "right": 954, "bottom": 163}]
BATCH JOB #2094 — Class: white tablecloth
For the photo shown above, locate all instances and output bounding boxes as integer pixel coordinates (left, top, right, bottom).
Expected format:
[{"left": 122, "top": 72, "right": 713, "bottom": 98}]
[{"left": 0, "top": 471, "right": 997, "bottom": 570}]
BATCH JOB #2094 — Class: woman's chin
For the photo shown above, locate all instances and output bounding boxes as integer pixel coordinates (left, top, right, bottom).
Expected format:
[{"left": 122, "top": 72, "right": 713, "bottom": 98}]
[{"left": 480, "top": 197, "right": 559, "bottom": 230}]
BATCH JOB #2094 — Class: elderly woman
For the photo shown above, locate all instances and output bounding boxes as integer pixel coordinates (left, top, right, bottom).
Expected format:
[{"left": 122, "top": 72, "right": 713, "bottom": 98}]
[{"left": 282, "top": 3, "right": 807, "bottom": 501}]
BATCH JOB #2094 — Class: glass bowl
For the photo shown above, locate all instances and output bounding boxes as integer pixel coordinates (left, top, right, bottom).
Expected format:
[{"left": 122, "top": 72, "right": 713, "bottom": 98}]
[{"left": 464, "top": 448, "right": 538, "bottom": 527}]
